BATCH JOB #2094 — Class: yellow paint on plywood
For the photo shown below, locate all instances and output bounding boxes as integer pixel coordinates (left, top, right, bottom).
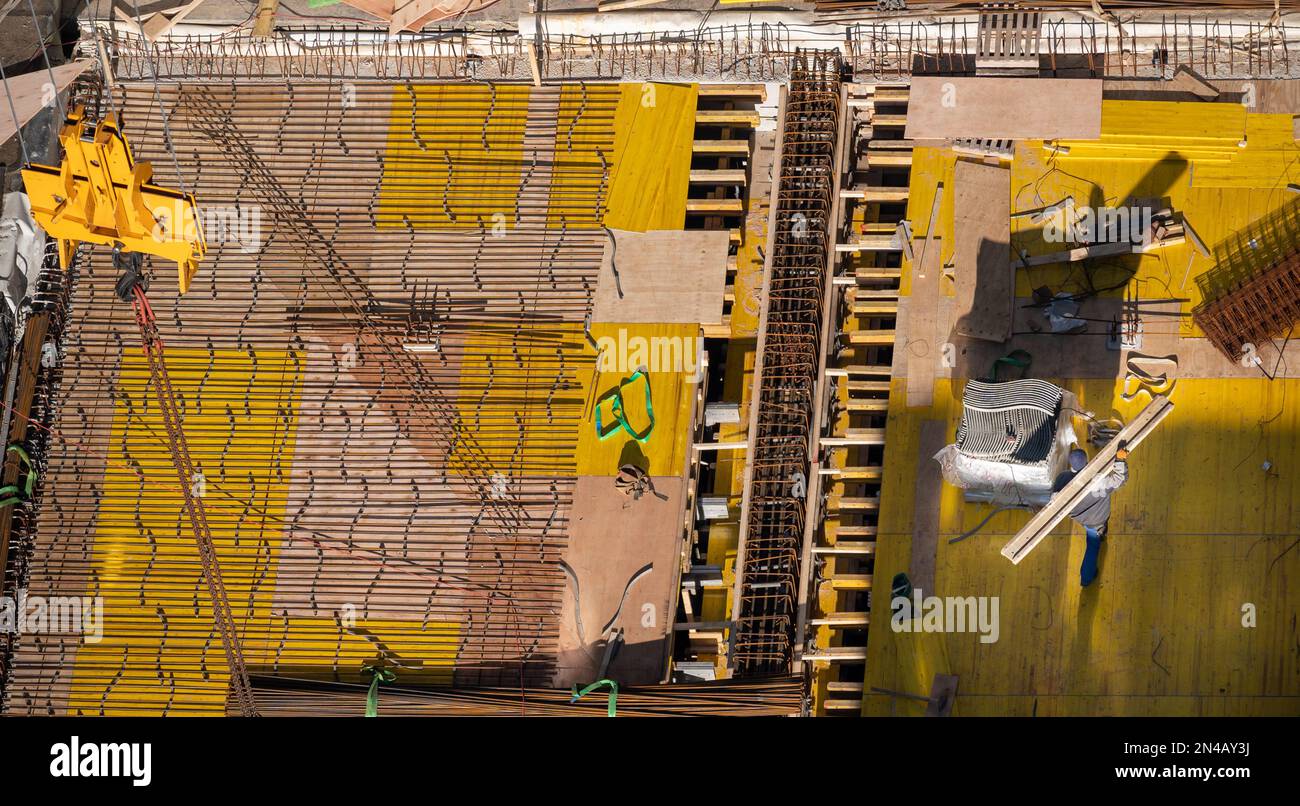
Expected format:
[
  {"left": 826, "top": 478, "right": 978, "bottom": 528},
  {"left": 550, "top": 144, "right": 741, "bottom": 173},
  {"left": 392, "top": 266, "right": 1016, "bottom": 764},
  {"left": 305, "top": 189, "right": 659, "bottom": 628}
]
[
  {"left": 901, "top": 146, "right": 958, "bottom": 298},
  {"left": 246, "top": 616, "right": 459, "bottom": 686},
  {"left": 1006, "top": 139, "right": 1300, "bottom": 335},
  {"left": 863, "top": 377, "right": 1300, "bottom": 716},
  {"left": 602, "top": 83, "right": 697, "bottom": 232},
  {"left": 378, "top": 84, "right": 530, "bottom": 229},
  {"left": 575, "top": 322, "right": 698, "bottom": 477}
]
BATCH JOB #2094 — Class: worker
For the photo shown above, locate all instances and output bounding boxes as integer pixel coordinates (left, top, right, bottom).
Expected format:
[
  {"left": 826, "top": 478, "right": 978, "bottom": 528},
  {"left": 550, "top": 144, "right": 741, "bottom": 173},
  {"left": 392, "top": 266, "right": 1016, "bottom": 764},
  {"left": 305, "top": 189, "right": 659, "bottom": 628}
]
[{"left": 1054, "top": 440, "right": 1130, "bottom": 587}]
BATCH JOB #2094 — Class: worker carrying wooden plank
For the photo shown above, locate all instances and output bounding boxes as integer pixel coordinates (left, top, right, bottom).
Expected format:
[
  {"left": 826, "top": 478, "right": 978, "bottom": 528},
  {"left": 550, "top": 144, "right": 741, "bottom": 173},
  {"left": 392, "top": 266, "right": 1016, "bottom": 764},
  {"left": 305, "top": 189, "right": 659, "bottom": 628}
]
[{"left": 1053, "top": 440, "right": 1130, "bottom": 587}]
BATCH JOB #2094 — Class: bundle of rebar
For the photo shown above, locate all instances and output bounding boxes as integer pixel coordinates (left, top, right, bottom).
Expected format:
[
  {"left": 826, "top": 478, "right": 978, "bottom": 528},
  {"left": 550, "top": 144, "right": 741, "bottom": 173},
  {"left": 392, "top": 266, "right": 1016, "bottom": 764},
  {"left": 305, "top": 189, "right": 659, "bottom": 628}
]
[
  {"left": 232, "top": 675, "right": 806, "bottom": 717},
  {"left": 733, "top": 51, "right": 842, "bottom": 677},
  {"left": 3, "top": 78, "right": 620, "bottom": 715},
  {"left": 1193, "top": 250, "right": 1300, "bottom": 361}
]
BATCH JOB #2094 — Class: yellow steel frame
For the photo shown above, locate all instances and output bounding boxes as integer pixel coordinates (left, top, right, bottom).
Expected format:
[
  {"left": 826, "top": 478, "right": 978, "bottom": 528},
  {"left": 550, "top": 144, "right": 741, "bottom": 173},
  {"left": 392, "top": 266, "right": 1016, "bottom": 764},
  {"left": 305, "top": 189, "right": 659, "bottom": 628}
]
[{"left": 21, "top": 106, "right": 205, "bottom": 293}]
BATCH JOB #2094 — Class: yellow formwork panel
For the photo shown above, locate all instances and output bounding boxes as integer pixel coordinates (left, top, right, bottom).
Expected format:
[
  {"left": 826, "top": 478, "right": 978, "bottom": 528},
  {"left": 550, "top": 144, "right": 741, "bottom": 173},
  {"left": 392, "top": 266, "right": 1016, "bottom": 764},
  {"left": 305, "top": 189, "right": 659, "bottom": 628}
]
[
  {"left": 1193, "top": 112, "right": 1300, "bottom": 188},
  {"left": 67, "top": 348, "right": 302, "bottom": 714},
  {"left": 377, "top": 84, "right": 530, "bottom": 229},
  {"left": 603, "top": 83, "right": 698, "bottom": 232},
  {"left": 66, "top": 348, "right": 461, "bottom": 714},
  {"left": 1007, "top": 138, "right": 1300, "bottom": 332},
  {"left": 450, "top": 322, "right": 590, "bottom": 478},
  {"left": 548, "top": 84, "right": 621, "bottom": 228},
  {"left": 900, "top": 146, "right": 958, "bottom": 299},
  {"left": 861, "top": 378, "right": 1300, "bottom": 717},
  {"left": 575, "top": 322, "right": 698, "bottom": 477},
  {"left": 1096, "top": 99, "right": 1245, "bottom": 145}
]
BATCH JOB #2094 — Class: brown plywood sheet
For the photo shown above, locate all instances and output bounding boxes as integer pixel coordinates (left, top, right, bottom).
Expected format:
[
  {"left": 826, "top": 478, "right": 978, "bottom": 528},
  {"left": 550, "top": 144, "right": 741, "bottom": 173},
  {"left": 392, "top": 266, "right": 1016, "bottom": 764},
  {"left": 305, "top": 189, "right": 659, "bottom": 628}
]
[
  {"left": 904, "top": 77, "right": 1102, "bottom": 141},
  {"left": 592, "top": 229, "right": 730, "bottom": 324},
  {"left": 555, "top": 475, "right": 683, "bottom": 687},
  {"left": 953, "top": 160, "right": 1013, "bottom": 343},
  {"left": 909, "top": 420, "right": 946, "bottom": 597}
]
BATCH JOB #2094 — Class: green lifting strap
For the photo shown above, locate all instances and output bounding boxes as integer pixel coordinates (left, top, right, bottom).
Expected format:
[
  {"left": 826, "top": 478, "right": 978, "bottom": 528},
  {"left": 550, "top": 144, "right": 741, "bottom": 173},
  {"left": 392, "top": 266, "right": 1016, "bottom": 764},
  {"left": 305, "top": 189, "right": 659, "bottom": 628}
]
[
  {"left": 362, "top": 665, "right": 396, "bottom": 717},
  {"left": 0, "top": 445, "right": 35, "bottom": 510},
  {"left": 570, "top": 678, "right": 618, "bottom": 717},
  {"left": 594, "top": 369, "right": 655, "bottom": 443}
]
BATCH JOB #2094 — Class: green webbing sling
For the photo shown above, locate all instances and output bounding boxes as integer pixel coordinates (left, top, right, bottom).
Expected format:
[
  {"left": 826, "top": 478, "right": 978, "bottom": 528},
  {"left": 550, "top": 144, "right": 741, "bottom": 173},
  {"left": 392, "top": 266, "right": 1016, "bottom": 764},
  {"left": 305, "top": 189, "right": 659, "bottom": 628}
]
[
  {"left": 570, "top": 679, "right": 618, "bottom": 717},
  {"left": 0, "top": 445, "right": 35, "bottom": 509},
  {"left": 362, "top": 665, "right": 396, "bottom": 717},
  {"left": 594, "top": 369, "right": 655, "bottom": 443}
]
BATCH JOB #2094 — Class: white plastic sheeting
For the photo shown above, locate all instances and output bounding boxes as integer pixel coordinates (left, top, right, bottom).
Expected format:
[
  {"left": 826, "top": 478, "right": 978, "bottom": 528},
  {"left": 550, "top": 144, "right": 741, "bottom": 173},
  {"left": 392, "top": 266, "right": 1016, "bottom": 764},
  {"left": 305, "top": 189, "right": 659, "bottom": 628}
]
[{"left": 934, "top": 387, "right": 1081, "bottom": 507}]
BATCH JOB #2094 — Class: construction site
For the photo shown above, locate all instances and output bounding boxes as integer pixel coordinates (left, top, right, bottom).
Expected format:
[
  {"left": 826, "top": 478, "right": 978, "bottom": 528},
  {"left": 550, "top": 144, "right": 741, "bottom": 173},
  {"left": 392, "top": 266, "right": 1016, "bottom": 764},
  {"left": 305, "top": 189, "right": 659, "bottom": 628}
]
[{"left": 0, "top": 0, "right": 1297, "bottom": 722}]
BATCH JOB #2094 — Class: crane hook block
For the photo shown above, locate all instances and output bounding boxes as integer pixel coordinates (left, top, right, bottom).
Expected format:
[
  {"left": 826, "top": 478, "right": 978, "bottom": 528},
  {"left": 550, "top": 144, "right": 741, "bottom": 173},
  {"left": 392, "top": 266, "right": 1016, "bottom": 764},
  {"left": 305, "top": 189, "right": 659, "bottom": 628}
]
[{"left": 20, "top": 106, "right": 205, "bottom": 294}]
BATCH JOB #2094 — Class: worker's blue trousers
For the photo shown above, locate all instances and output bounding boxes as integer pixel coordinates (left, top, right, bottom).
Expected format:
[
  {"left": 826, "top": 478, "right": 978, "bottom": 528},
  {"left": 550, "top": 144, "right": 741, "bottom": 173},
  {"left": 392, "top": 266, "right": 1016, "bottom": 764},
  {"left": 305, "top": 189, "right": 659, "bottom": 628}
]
[{"left": 1080, "top": 526, "right": 1103, "bottom": 587}]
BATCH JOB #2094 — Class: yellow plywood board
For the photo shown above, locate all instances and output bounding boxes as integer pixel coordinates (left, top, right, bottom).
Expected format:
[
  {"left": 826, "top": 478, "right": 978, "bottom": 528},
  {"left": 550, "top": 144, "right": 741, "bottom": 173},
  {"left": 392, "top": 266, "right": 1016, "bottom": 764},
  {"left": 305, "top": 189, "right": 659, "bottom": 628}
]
[
  {"left": 861, "top": 378, "right": 1300, "bottom": 716},
  {"left": 377, "top": 84, "right": 530, "bottom": 228},
  {"left": 1194, "top": 112, "right": 1300, "bottom": 188},
  {"left": 939, "top": 121, "right": 1300, "bottom": 334},
  {"left": 1097, "top": 98, "right": 1245, "bottom": 144},
  {"left": 575, "top": 322, "right": 698, "bottom": 477},
  {"left": 602, "top": 83, "right": 698, "bottom": 232}
]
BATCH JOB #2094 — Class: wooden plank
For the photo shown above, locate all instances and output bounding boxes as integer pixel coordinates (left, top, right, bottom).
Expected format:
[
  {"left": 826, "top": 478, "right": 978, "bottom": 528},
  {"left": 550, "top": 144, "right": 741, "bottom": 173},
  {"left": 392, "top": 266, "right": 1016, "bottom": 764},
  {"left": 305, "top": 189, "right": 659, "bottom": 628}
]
[
  {"left": 813, "top": 541, "right": 877, "bottom": 555},
  {"left": 904, "top": 77, "right": 1102, "bottom": 140},
  {"left": 0, "top": 61, "right": 92, "bottom": 147},
  {"left": 686, "top": 199, "right": 744, "bottom": 214},
  {"left": 693, "top": 139, "right": 749, "bottom": 155},
  {"left": 863, "top": 186, "right": 910, "bottom": 203},
  {"left": 697, "top": 84, "right": 768, "bottom": 102},
  {"left": 909, "top": 420, "right": 946, "bottom": 596},
  {"left": 689, "top": 169, "right": 747, "bottom": 184},
  {"left": 253, "top": 0, "right": 279, "bottom": 37},
  {"left": 847, "top": 329, "right": 897, "bottom": 346},
  {"left": 953, "top": 160, "right": 1012, "bottom": 343},
  {"left": 1000, "top": 395, "right": 1174, "bottom": 565},
  {"left": 906, "top": 235, "right": 942, "bottom": 407},
  {"left": 828, "top": 574, "right": 873, "bottom": 590},
  {"left": 695, "top": 110, "right": 760, "bottom": 127},
  {"left": 813, "top": 613, "right": 871, "bottom": 627}
]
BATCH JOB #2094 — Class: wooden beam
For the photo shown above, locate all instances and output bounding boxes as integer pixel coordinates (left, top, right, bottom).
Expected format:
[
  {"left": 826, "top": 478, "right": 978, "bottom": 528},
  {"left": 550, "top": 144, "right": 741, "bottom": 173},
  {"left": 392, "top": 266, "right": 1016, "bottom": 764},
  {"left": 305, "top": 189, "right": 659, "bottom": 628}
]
[
  {"left": 253, "top": 0, "right": 278, "bottom": 37},
  {"left": 686, "top": 198, "right": 744, "bottom": 214},
  {"left": 697, "top": 84, "right": 767, "bottom": 102},
  {"left": 693, "top": 139, "right": 749, "bottom": 155},
  {"left": 1000, "top": 395, "right": 1174, "bottom": 565},
  {"left": 695, "top": 109, "right": 760, "bottom": 127}
]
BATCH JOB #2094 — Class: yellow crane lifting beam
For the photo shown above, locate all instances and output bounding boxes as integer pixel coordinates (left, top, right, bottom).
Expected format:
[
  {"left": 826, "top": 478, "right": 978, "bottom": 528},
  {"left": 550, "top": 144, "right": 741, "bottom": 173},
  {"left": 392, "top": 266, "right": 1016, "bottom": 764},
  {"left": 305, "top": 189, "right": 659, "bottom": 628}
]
[{"left": 21, "top": 105, "right": 205, "bottom": 293}]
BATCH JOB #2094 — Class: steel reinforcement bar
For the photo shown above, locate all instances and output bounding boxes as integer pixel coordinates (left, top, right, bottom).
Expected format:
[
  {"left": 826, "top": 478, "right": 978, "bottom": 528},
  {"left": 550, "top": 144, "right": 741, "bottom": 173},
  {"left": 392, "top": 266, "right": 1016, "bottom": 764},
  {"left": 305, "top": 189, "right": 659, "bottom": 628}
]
[
  {"left": 732, "top": 50, "right": 842, "bottom": 677},
  {"left": 1193, "top": 250, "right": 1300, "bottom": 361}
]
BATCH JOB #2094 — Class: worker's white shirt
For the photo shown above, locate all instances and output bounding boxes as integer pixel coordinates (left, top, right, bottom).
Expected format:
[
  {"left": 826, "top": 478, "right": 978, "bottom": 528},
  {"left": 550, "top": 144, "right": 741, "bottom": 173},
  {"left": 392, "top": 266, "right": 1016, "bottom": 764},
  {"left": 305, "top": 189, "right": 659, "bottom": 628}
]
[{"left": 1068, "top": 459, "right": 1128, "bottom": 529}]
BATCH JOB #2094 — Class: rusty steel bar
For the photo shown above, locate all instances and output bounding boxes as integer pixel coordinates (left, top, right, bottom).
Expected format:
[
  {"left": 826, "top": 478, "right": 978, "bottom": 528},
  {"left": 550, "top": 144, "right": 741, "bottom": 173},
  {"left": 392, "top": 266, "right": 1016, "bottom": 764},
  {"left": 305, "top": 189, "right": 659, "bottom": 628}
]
[{"left": 732, "top": 50, "right": 841, "bottom": 677}]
